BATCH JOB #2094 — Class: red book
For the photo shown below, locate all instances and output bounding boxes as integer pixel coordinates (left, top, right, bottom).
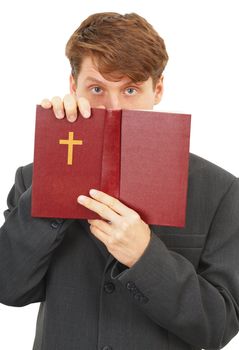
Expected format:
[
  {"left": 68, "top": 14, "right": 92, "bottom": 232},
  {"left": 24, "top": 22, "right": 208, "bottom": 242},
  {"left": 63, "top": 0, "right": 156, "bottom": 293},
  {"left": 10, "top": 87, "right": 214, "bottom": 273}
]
[{"left": 32, "top": 106, "right": 191, "bottom": 226}]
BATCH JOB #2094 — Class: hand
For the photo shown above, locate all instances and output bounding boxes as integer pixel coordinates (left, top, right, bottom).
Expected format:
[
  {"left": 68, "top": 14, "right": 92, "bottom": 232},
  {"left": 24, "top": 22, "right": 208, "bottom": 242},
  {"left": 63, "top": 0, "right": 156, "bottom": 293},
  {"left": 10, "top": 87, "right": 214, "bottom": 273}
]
[
  {"left": 41, "top": 94, "right": 92, "bottom": 122},
  {"left": 77, "top": 189, "right": 151, "bottom": 268}
]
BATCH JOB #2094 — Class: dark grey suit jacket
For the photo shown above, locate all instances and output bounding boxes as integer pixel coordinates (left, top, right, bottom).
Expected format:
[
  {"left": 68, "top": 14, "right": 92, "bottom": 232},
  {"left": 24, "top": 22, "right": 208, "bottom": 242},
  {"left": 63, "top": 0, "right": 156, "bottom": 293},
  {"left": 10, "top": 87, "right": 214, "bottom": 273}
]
[{"left": 1, "top": 153, "right": 239, "bottom": 350}]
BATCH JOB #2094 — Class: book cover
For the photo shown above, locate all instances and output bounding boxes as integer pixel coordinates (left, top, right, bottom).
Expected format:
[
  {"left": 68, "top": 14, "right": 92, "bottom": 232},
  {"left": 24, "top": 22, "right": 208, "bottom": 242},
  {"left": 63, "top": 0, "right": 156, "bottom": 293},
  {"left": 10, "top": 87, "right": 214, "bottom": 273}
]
[{"left": 32, "top": 106, "right": 191, "bottom": 226}]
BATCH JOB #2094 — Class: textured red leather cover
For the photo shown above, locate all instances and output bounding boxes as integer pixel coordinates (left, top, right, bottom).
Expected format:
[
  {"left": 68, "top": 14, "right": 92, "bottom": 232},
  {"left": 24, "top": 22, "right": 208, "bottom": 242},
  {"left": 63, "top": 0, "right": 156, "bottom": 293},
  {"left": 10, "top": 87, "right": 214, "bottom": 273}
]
[{"left": 32, "top": 106, "right": 191, "bottom": 226}]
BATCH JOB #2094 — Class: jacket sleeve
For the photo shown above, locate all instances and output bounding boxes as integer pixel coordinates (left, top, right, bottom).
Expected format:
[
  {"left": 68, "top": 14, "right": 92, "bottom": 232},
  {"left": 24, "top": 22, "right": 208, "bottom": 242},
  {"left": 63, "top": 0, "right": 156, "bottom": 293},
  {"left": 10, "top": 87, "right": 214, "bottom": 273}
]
[
  {"left": 111, "top": 178, "right": 239, "bottom": 349},
  {"left": 0, "top": 166, "right": 72, "bottom": 307}
]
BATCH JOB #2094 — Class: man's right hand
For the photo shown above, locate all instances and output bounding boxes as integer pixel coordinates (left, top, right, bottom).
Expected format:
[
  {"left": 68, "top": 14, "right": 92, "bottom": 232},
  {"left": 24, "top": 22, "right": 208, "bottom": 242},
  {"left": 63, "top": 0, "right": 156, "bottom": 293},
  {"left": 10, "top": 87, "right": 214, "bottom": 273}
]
[{"left": 41, "top": 94, "right": 92, "bottom": 122}]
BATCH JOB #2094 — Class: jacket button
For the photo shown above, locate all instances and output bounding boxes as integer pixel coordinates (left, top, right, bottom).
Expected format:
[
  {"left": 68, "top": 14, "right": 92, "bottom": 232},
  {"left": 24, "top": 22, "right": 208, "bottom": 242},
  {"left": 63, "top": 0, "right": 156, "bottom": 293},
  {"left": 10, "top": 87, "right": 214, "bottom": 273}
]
[
  {"left": 134, "top": 292, "right": 143, "bottom": 301},
  {"left": 101, "top": 346, "right": 113, "bottom": 350},
  {"left": 126, "top": 281, "right": 135, "bottom": 290},
  {"left": 51, "top": 221, "right": 59, "bottom": 229},
  {"left": 104, "top": 282, "right": 115, "bottom": 294}
]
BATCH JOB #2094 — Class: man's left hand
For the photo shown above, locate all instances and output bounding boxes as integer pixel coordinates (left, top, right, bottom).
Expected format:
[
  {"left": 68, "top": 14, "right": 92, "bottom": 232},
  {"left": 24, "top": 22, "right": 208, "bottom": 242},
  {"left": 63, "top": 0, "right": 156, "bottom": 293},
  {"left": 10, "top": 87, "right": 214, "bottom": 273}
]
[{"left": 77, "top": 189, "right": 151, "bottom": 267}]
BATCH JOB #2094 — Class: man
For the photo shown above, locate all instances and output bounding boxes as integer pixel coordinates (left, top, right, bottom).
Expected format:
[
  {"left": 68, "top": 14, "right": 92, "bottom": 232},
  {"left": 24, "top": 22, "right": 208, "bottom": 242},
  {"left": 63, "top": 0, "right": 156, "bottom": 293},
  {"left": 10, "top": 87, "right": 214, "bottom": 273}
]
[{"left": 1, "top": 12, "right": 239, "bottom": 350}]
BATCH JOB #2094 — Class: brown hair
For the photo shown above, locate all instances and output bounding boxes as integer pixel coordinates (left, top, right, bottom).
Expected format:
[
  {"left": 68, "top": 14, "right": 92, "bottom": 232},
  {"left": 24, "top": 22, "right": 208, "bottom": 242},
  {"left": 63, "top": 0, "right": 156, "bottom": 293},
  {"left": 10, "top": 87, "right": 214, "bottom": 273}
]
[{"left": 65, "top": 12, "right": 168, "bottom": 87}]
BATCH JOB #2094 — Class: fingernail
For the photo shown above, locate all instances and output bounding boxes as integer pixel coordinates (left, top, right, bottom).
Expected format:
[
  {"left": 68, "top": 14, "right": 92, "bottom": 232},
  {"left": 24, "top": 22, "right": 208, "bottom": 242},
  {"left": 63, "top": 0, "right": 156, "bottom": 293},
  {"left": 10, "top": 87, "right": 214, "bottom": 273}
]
[
  {"left": 42, "top": 100, "right": 51, "bottom": 108},
  {"left": 56, "top": 110, "right": 64, "bottom": 119},
  {"left": 68, "top": 115, "right": 76, "bottom": 123},
  {"left": 83, "top": 109, "right": 91, "bottom": 118},
  {"left": 78, "top": 195, "right": 86, "bottom": 203},
  {"left": 89, "top": 189, "right": 98, "bottom": 196}
]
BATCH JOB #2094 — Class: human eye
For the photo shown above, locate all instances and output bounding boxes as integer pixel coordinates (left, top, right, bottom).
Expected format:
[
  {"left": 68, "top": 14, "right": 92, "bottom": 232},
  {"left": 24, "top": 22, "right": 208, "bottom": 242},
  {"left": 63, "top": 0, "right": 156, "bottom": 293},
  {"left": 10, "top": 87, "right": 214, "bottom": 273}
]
[
  {"left": 90, "top": 86, "right": 103, "bottom": 95},
  {"left": 124, "top": 87, "right": 138, "bottom": 96}
]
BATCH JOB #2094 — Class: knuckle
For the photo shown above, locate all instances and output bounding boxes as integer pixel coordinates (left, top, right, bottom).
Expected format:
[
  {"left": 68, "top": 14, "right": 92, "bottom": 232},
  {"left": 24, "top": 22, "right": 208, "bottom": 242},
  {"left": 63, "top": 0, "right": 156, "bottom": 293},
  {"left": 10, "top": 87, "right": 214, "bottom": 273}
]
[
  {"left": 108, "top": 198, "right": 116, "bottom": 209},
  {"left": 131, "top": 212, "right": 140, "bottom": 221},
  {"left": 121, "top": 221, "right": 130, "bottom": 232},
  {"left": 41, "top": 99, "right": 51, "bottom": 108},
  {"left": 79, "top": 96, "right": 90, "bottom": 109},
  {"left": 63, "top": 94, "right": 76, "bottom": 107},
  {"left": 63, "top": 93, "right": 72, "bottom": 100},
  {"left": 108, "top": 197, "right": 119, "bottom": 210},
  {"left": 78, "top": 97, "right": 91, "bottom": 118},
  {"left": 115, "top": 231, "right": 124, "bottom": 242},
  {"left": 90, "top": 225, "right": 97, "bottom": 234},
  {"left": 51, "top": 96, "right": 62, "bottom": 106},
  {"left": 78, "top": 96, "right": 88, "bottom": 106},
  {"left": 95, "top": 219, "right": 101, "bottom": 226},
  {"left": 63, "top": 95, "right": 77, "bottom": 120},
  {"left": 98, "top": 207, "right": 105, "bottom": 218},
  {"left": 107, "top": 236, "right": 116, "bottom": 246}
]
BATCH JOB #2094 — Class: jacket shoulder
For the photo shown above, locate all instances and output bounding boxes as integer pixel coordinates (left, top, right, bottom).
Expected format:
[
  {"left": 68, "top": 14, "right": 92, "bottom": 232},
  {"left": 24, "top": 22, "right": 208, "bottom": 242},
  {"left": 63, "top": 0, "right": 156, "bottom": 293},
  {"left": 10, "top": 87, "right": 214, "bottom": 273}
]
[
  {"left": 188, "top": 153, "right": 237, "bottom": 197},
  {"left": 20, "top": 163, "right": 33, "bottom": 189},
  {"left": 189, "top": 153, "right": 236, "bottom": 180}
]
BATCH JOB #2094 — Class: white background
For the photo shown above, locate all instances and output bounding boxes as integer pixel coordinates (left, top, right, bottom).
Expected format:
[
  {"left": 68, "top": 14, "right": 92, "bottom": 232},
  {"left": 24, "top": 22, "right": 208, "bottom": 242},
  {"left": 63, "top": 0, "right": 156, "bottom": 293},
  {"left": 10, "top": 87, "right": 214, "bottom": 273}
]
[{"left": 0, "top": 0, "right": 238, "bottom": 349}]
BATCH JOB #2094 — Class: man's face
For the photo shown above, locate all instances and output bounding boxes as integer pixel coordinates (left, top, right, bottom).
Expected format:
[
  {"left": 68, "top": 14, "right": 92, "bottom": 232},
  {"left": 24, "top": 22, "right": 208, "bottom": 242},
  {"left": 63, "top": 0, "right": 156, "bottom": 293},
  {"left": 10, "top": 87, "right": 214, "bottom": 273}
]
[{"left": 70, "top": 56, "right": 164, "bottom": 110}]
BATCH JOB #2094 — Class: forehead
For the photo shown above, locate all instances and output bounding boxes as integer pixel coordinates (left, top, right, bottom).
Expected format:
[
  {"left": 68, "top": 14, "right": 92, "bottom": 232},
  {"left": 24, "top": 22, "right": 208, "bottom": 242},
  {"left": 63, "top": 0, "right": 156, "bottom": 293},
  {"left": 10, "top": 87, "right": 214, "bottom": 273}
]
[
  {"left": 77, "top": 56, "right": 130, "bottom": 86},
  {"left": 77, "top": 56, "right": 150, "bottom": 88}
]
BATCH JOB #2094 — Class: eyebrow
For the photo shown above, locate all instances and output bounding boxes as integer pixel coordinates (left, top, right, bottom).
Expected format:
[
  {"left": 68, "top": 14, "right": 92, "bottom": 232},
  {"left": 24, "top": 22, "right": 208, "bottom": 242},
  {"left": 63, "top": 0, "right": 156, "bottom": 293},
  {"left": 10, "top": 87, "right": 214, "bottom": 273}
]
[
  {"left": 84, "top": 76, "right": 144, "bottom": 87},
  {"left": 85, "top": 77, "right": 108, "bottom": 85}
]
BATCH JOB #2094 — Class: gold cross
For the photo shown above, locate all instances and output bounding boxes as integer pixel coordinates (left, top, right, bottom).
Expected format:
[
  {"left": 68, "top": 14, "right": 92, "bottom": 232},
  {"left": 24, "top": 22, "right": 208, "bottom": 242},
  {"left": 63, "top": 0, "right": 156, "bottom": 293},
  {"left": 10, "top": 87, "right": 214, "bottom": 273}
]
[{"left": 59, "top": 132, "right": 83, "bottom": 165}]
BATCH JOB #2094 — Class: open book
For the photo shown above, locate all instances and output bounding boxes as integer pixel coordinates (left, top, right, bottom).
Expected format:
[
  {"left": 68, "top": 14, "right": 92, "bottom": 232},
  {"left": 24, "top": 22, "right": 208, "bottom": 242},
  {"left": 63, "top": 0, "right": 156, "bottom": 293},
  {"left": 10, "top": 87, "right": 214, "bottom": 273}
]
[{"left": 32, "top": 106, "right": 191, "bottom": 226}]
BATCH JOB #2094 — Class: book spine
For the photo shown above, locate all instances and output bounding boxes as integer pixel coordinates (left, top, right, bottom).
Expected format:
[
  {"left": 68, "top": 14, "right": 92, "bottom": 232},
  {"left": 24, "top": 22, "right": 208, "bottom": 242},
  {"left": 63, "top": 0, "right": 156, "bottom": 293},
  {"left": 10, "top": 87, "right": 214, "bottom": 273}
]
[{"left": 100, "top": 110, "right": 121, "bottom": 197}]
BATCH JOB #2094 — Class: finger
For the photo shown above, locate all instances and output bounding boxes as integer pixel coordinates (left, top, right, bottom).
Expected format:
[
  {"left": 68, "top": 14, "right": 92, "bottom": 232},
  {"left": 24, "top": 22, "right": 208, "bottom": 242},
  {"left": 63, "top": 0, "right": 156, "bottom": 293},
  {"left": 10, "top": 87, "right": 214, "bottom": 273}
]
[
  {"left": 51, "top": 96, "right": 64, "bottom": 119},
  {"left": 63, "top": 94, "right": 77, "bottom": 122},
  {"left": 77, "top": 97, "right": 91, "bottom": 118},
  {"left": 88, "top": 219, "right": 112, "bottom": 235},
  {"left": 96, "top": 105, "right": 106, "bottom": 109},
  {"left": 77, "top": 195, "right": 120, "bottom": 223},
  {"left": 89, "top": 224, "right": 110, "bottom": 247},
  {"left": 41, "top": 99, "right": 52, "bottom": 109},
  {"left": 89, "top": 189, "right": 135, "bottom": 217}
]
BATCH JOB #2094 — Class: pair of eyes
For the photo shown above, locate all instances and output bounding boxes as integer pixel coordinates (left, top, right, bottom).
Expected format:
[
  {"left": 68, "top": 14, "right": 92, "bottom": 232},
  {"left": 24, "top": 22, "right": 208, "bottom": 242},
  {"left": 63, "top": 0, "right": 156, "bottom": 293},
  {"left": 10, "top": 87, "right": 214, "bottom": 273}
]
[{"left": 90, "top": 86, "right": 138, "bottom": 96}]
